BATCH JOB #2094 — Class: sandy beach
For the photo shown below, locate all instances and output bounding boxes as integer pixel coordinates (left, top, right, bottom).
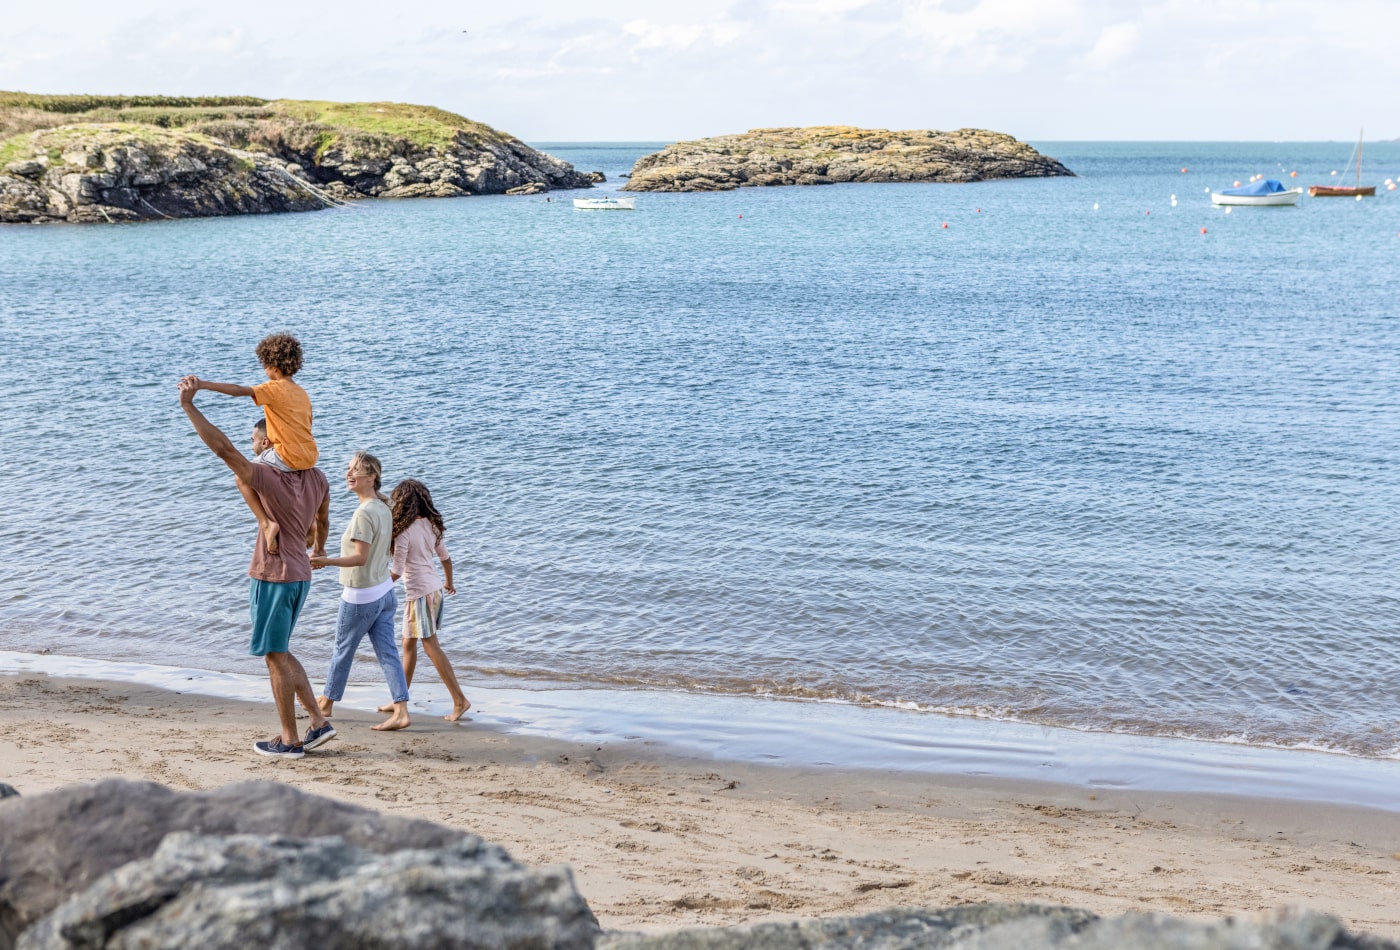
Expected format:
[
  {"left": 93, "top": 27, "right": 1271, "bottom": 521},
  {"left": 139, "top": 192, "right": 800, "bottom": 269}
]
[{"left": 1, "top": 671, "right": 1397, "bottom": 939}]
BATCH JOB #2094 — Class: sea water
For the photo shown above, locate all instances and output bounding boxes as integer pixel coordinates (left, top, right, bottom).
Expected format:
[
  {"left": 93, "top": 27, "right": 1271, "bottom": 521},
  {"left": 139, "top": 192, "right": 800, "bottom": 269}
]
[{"left": 1, "top": 141, "right": 1397, "bottom": 763}]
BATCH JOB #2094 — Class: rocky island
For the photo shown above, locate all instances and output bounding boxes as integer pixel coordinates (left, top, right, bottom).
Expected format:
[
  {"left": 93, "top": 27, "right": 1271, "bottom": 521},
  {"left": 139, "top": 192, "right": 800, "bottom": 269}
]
[
  {"left": 0, "top": 93, "right": 600, "bottom": 223},
  {"left": 623, "top": 126, "right": 1072, "bottom": 192}
]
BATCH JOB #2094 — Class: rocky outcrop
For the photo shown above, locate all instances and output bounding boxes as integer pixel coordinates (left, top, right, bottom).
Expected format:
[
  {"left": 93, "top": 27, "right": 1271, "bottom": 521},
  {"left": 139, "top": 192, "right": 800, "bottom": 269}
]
[
  {"left": 0, "top": 96, "right": 596, "bottom": 223},
  {"left": 1, "top": 125, "right": 341, "bottom": 223},
  {"left": 623, "top": 126, "right": 1072, "bottom": 192}
]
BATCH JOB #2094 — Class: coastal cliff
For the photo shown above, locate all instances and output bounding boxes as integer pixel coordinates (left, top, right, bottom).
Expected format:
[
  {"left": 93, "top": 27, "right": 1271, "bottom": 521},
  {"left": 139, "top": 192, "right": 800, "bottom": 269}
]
[
  {"left": 0, "top": 94, "right": 599, "bottom": 223},
  {"left": 623, "top": 126, "right": 1072, "bottom": 192}
]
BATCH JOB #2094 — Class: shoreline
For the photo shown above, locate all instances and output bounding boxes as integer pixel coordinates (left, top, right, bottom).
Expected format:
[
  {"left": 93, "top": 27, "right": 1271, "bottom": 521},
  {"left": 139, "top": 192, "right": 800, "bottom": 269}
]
[
  {"left": 3, "top": 650, "right": 1399, "bottom": 814},
  {"left": 2, "top": 668, "right": 1399, "bottom": 938}
]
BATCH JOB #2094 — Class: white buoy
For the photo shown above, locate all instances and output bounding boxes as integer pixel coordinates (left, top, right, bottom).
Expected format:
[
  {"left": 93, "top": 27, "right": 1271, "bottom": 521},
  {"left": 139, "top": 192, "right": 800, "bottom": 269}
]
[
  {"left": 1204, "top": 187, "right": 1210, "bottom": 192},
  {"left": 1331, "top": 170, "right": 1338, "bottom": 176},
  {"left": 1170, "top": 200, "right": 1177, "bottom": 207},
  {"left": 1093, "top": 203, "right": 1099, "bottom": 210},
  {"left": 1170, "top": 194, "right": 1177, "bottom": 200},
  {"left": 1356, "top": 194, "right": 1363, "bottom": 201},
  {"left": 1225, "top": 206, "right": 1232, "bottom": 214}
]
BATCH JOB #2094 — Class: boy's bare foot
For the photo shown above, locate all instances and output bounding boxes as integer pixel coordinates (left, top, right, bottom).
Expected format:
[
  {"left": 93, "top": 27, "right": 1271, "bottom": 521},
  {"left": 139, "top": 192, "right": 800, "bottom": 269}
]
[
  {"left": 372, "top": 708, "right": 411, "bottom": 731},
  {"left": 377, "top": 703, "right": 395, "bottom": 713},
  {"left": 445, "top": 699, "right": 471, "bottom": 721},
  {"left": 263, "top": 520, "right": 281, "bottom": 555},
  {"left": 317, "top": 696, "right": 334, "bottom": 717}
]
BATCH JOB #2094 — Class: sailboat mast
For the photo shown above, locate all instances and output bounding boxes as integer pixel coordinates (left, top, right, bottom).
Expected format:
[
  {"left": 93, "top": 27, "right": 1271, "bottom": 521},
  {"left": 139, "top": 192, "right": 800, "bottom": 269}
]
[{"left": 1357, "top": 129, "right": 1363, "bottom": 188}]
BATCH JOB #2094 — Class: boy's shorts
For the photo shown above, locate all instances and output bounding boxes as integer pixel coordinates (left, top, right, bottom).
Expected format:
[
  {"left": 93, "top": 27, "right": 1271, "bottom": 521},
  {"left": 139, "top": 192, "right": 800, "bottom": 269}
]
[
  {"left": 254, "top": 447, "right": 294, "bottom": 473},
  {"left": 249, "top": 579, "right": 310, "bottom": 656}
]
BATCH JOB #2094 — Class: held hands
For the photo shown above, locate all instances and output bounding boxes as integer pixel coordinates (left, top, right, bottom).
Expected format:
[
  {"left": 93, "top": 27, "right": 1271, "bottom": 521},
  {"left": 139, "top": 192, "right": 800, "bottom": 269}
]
[
  {"left": 309, "top": 555, "right": 330, "bottom": 570},
  {"left": 177, "top": 375, "right": 200, "bottom": 403}
]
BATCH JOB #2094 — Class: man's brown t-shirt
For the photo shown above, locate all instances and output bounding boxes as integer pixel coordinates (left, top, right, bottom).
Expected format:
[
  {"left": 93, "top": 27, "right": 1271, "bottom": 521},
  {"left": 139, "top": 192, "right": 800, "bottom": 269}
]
[{"left": 246, "top": 464, "right": 329, "bottom": 583}]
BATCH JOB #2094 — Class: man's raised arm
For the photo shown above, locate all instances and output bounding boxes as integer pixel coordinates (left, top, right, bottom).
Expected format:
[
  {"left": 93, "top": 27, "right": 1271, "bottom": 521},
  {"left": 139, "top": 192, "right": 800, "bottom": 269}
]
[{"left": 179, "top": 377, "right": 254, "bottom": 483}]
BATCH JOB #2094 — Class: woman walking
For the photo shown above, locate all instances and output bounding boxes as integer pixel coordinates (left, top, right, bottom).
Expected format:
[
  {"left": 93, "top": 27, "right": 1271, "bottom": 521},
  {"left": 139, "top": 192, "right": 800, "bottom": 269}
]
[
  {"left": 389, "top": 478, "right": 471, "bottom": 721},
  {"left": 311, "top": 451, "right": 411, "bottom": 732}
]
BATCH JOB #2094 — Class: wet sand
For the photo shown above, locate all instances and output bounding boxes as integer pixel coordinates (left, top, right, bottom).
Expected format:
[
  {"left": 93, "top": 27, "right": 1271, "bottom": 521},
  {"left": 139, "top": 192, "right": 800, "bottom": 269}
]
[{"left": 1, "top": 672, "right": 1398, "bottom": 937}]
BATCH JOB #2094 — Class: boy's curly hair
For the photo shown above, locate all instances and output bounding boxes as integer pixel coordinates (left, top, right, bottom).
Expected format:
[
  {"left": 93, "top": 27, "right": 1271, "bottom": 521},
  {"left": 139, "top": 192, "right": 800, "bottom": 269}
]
[{"left": 255, "top": 333, "right": 303, "bottom": 377}]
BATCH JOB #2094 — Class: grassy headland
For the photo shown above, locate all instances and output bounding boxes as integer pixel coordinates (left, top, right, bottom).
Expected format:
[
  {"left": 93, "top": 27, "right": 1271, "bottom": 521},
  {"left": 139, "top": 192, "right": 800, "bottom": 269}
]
[{"left": 0, "top": 93, "right": 595, "bottom": 223}]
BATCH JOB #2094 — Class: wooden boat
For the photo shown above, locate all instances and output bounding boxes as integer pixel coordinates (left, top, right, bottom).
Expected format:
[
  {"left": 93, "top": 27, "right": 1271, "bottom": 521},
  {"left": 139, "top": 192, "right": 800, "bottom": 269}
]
[
  {"left": 572, "top": 196, "right": 636, "bottom": 210},
  {"left": 1308, "top": 184, "right": 1375, "bottom": 197},
  {"left": 1212, "top": 180, "right": 1303, "bottom": 206},
  {"left": 1309, "top": 130, "right": 1375, "bottom": 197}
]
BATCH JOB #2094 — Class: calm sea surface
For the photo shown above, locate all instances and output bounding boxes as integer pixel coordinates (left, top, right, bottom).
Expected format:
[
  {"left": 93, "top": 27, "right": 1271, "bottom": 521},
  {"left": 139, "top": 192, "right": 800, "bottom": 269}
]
[{"left": 1, "top": 141, "right": 1397, "bottom": 758}]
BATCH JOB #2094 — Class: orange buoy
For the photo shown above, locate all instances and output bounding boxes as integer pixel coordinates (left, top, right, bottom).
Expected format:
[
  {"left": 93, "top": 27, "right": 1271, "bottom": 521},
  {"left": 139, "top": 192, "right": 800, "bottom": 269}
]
[
  {"left": 1290, "top": 171, "right": 1297, "bottom": 177},
  {"left": 1181, "top": 167, "right": 1188, "bottom": 173},
  {"left": 976, "top": 208, "right": 981, "bottom": 213},
  {"left": 941, "top": 222, "right": 948, "bottom": 229},
  {"left": 1200, "top": 227, "right": 1207, "bottom": 234},
  {"left": 738, "top": 214, "right": 743, "bottom": 218},
  {"left": 1145, "top": 210, "right": 1150, "bottom": 215},
  {"left": 1233, "top": 181, "right": 1241, "bottom": 187}
]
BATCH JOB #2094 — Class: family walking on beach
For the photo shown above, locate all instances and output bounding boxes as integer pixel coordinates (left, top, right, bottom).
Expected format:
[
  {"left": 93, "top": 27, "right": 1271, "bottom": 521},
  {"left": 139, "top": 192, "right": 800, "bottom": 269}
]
[{"left": 178, "top": 333, "right": 470, "bottom": 759}]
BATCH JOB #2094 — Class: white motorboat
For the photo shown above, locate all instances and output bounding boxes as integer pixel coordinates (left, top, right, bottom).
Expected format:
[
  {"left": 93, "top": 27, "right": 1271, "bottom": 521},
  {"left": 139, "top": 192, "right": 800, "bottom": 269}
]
[
  {"left": 573, "top": 196, "right": 636, "bottom": 210},
  {"left": 1211, "top": 179, "right": 1303, "bottom": 206}
]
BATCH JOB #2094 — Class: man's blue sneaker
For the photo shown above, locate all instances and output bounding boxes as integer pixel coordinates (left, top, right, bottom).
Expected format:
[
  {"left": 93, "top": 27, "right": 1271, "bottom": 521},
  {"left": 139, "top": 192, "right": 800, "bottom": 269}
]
[
  {"left": 303, "top": 722, "right": 336, "bottom": 751},
  {"left": 254, "top": 738, "right": 305, "bottom": 759}
]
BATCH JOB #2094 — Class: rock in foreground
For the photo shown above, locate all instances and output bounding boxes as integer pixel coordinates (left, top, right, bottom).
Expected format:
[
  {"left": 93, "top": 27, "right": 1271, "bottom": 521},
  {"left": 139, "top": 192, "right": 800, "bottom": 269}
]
[
  {"left": 0, "top": 778, "right": 554, "bottom": 943},
  {"left": 19, "top": 832, "right": 597, "bottom": 950},
  {"left": 623, "top": 126, "right": 1072, "bottom": 192}
]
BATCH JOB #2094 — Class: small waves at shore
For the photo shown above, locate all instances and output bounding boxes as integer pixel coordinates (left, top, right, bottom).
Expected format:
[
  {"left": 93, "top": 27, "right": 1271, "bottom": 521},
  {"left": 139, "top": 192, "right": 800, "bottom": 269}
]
[{"left": 5, "top": 650, "right": 1399, "bottom": 811}]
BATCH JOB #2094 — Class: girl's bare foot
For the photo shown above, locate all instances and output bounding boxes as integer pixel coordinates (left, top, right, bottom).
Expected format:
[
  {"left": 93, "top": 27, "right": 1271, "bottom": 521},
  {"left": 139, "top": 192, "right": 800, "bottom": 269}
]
[
  {"left": 263, "top": 520, "right": 281, "bottom": 554},
  {"left": 377, "top": 703, "right": 395, "bottom": 713},
  {"left": 445, "top": 698, "right": 471, "bottom": 721},
  {"left": 372, "top": 708, "right": 411, "bottom": 731}
]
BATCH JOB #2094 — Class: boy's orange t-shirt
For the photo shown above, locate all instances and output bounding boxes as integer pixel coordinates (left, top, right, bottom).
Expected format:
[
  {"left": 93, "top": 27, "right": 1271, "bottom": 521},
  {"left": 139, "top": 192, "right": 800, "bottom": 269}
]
[{"left": 251, "top": 378, "right": 318, "bottom": 470}]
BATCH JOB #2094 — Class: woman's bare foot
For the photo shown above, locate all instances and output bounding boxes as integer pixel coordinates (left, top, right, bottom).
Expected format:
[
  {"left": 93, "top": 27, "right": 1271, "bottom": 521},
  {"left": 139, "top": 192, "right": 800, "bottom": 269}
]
[
  {"left": 445, "top": 698, "right": 471, "bottom": 721},
  {"left": 262, "top": 520, "right": 281, "bottom": 554},
  {"left": 372, "top": 702, "right": 411, "bottom": 731},
  {"left": 316, "top": 696, "right": 334, "bottom": 718},
  {"left": 376, "top": 703, "right": 396, "bottom": 713}
]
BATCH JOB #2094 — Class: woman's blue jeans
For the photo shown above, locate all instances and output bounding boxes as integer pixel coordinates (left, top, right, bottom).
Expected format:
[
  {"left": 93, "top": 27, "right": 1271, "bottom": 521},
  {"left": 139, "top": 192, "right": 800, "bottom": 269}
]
[{"left": 323, "top": 590, "right": 409, "bottom": 704}]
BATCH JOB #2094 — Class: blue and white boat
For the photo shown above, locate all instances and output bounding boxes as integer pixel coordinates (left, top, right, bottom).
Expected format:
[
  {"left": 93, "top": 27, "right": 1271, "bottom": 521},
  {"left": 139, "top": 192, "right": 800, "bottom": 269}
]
[{"left": 1211, "top": 179, "right": 1304, "bottom": 206}]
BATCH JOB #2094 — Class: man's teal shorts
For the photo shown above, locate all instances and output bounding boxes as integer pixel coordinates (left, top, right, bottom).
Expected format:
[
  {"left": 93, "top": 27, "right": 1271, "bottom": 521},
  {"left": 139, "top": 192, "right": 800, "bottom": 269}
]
[{"left": 248, "top": 579, "right": 310, "bottom": 656}]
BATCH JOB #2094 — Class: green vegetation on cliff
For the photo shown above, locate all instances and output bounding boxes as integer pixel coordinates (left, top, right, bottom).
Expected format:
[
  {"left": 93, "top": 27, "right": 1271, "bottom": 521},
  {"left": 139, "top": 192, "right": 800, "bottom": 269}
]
[
  {"left": 0, "top": 93, "right": 267, "bottom": 113},
  {"left": 0, "top": 92, "right": 514, "bottom": 154},
  {"left": 266, "top": 101, "right": 499, "bottom": 151}
]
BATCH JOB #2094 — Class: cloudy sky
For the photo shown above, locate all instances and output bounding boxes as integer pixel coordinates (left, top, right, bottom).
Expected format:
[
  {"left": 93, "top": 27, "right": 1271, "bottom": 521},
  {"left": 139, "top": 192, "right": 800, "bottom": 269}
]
[{"left": 4, "top": 0, "right": 1396, "bottom": 142}]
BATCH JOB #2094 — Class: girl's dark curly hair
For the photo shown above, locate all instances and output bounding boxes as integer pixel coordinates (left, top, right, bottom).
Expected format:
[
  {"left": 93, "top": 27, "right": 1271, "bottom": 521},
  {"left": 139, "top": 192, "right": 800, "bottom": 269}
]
[
  {"left": 390, "top": 479, "right": 446, "bottom": 551},
  {"left": 255, "top": 333, "right": 303, "bottom": 377}
]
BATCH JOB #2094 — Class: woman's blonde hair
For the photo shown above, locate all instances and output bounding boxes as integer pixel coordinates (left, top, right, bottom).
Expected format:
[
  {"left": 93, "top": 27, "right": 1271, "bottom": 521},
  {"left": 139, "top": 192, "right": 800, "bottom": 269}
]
[{"left": 349, "top": 450, "right": 389, "bottom": 503}]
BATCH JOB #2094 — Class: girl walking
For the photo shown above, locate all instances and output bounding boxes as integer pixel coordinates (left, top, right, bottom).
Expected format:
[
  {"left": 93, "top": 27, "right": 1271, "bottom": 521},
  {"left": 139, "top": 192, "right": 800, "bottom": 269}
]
[{"left": 389, "top": 478, "right": 471, "bottom": 721}]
